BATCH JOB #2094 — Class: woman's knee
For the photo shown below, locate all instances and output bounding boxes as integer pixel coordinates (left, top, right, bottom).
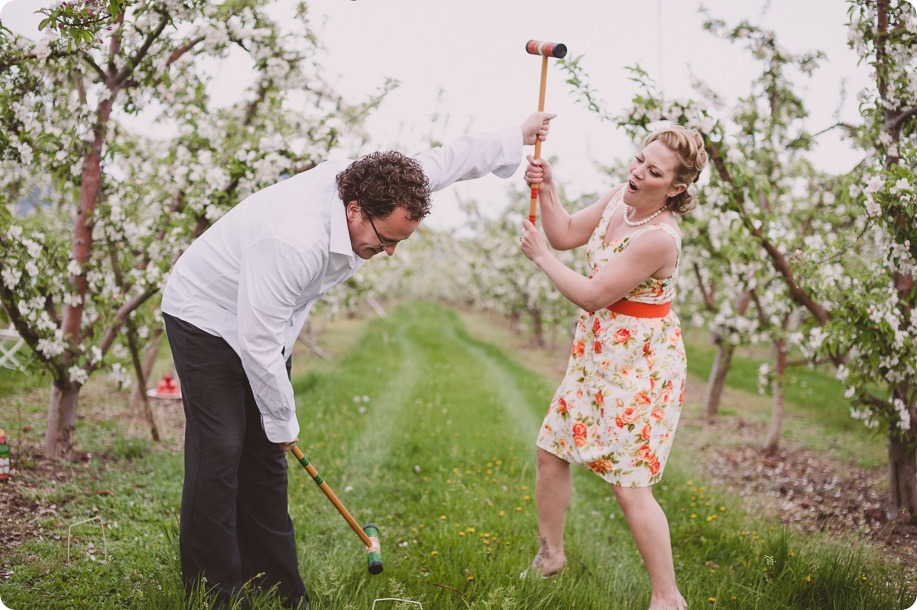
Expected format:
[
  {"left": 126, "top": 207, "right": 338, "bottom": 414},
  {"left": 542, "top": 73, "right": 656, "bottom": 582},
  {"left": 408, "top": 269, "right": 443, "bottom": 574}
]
[
  {"left": 536, "top": 448, "right": 569, "bottom": 474},
  {"left": 613, "top": 486, "right": 655, "bottom": 513}
]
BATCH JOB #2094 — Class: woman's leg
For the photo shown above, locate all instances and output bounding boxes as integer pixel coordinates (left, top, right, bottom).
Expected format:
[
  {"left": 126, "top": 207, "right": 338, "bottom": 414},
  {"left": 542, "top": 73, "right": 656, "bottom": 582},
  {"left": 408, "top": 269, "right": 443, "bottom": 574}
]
[
  {"left": 533, "top": 448, "right": 572, "bottom": 575},
  {"left": 613, "top": 486, "right": 686, "bottom": 609}
]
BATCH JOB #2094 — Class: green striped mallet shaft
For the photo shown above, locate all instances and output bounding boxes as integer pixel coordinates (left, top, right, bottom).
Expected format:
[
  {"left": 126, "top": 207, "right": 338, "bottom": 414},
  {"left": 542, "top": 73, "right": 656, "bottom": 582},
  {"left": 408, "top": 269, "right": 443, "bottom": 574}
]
[{"left": 290, "top": 445, "right": 383, "bottom": 574}]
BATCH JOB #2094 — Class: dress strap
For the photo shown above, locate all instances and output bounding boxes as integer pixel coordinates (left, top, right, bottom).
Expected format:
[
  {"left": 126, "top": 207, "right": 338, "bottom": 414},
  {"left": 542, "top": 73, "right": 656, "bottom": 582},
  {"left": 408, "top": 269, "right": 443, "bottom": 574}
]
[
  {"left": 626, "top": 222, "right": 681, "bottom": 246},
  {"left": 655, "top": 222, "right": 681, "bottom": 245},
  {"left": 594, "top": 184, "right": 627, "bottom": 239}
]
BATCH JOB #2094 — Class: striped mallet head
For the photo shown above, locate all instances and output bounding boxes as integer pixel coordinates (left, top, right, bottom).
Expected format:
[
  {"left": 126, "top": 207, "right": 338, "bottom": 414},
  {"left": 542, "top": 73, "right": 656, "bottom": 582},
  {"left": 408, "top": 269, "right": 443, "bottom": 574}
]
[
  {"left": 525, "top": 40, "right": 568, "bottom": 59},
  {"left": 363, "top": 523, "right": 383, "bottom": 575}
]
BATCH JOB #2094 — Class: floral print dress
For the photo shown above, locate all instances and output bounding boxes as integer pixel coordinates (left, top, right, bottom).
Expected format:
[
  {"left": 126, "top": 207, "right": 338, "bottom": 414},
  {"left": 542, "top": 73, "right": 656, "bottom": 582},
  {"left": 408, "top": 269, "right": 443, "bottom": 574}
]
[{"left": 536, "top": 190, "right": 687, "bottom": 487}]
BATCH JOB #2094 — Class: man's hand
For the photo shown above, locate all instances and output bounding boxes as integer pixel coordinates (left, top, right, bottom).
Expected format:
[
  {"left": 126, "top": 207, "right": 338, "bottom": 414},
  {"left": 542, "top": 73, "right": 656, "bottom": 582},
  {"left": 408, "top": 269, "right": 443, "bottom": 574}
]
[
  {"left": 278, "top": 439, "right": 298, "bottom": 452},
  {"left": 522, "top": 112, "right": 557, "bottom": 146}
]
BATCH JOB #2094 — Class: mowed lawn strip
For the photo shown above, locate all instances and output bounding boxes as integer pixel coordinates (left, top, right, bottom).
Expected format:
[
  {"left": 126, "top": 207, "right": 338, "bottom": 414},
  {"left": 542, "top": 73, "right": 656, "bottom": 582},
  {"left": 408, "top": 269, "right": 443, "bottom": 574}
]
[
  {"left": 290, "top": 302, "right": 913, "bottom": 609},
  {"left": 0, "top": 301, "right": 912, "bottom": 609}
]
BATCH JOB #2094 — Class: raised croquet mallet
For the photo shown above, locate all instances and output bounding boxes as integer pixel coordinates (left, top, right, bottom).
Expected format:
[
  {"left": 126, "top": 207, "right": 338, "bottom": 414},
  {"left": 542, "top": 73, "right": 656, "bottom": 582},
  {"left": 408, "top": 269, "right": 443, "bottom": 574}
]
[
  {"left": 525, "top": 40, "right": 567, "bottom": 224},
  {"left": 290, "top": 445, "right": 383, "bottom": 575}
]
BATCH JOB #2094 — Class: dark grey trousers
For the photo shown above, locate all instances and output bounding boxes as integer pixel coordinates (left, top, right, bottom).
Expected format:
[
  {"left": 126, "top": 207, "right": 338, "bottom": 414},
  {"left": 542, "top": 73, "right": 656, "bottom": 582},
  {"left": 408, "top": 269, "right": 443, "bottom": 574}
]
[{"left": 163, "top": 313, "right": 307, "bottom": 609}]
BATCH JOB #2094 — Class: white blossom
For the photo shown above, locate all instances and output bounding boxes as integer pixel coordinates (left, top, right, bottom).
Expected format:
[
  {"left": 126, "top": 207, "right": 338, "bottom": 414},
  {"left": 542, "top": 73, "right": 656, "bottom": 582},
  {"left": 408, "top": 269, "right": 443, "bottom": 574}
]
[
  {"left": 36, "top": 337, "right": 65, "bottom": 358},
  {"left": 69, "top": 365, "right": 89, "bottom": 385},
  {"left": 1, "top": 267, "right": 22, "bottom": 290},
  {"left": 892, "top": 399, "right": 911, "bottom": 431}
]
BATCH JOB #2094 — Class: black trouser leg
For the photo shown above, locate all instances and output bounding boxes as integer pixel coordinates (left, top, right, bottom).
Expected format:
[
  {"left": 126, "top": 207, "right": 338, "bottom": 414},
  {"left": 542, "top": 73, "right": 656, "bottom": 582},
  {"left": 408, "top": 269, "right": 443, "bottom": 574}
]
[{"left": 163, "top": 313, "right": 306, "bottom": 609}]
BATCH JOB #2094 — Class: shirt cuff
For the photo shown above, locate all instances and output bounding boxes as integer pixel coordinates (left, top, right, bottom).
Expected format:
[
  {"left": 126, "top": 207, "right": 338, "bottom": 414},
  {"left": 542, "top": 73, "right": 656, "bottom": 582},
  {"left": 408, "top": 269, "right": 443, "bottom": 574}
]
[
  {"left": 262, "top": 412, "right": 301, "bottom": 444},
  {"left": 493, "top": 125, "right": 524, "bottom": 179}
]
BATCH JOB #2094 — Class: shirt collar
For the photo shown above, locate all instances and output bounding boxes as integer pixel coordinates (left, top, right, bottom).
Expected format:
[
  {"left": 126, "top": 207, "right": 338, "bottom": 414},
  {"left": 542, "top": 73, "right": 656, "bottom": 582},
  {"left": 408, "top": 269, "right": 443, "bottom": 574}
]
[{"left": 329, "top": 196, "right": 357, "bottom": 267}]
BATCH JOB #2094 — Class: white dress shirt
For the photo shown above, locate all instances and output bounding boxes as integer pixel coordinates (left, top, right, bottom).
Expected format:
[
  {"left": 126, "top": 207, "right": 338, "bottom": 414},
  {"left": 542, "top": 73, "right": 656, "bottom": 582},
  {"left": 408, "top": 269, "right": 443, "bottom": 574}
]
[{"left": 162, "top": 125, "right": 523, "bottom": 442}]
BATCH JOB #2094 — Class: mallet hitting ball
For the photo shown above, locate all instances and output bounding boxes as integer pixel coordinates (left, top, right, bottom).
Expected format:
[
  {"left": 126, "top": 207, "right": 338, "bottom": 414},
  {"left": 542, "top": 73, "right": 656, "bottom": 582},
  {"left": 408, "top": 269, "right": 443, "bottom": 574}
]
[
  {"left": 525, "top": 39, "right": 567, "bottom": 224},
  {"left": 290, "top": 445, "right": 383, "bottom": 575}
]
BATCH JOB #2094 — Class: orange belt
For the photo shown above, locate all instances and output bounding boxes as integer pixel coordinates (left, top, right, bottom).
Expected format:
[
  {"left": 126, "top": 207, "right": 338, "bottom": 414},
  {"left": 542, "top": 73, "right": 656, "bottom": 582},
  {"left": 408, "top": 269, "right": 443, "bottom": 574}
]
[{"left": 606, "top": 300, "right": 672, "bottom": 318}]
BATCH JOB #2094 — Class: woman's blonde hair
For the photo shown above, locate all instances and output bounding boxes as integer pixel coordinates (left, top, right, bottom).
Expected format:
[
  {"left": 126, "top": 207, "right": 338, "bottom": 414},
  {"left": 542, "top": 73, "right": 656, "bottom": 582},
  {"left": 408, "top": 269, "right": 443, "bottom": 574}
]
[{"left": 642, "top": 125, "right": 708, "bottom": 214}]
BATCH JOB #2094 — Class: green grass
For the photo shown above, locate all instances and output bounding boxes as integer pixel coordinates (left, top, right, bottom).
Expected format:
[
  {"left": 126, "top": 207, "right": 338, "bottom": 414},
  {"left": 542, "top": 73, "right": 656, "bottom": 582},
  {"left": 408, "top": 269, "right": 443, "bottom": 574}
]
[
  {"left": 0, "top": 302, "right": 912, "bottom": 609},
  {"left": 682, "top": 329, "right": 888, "bottom": 468}
]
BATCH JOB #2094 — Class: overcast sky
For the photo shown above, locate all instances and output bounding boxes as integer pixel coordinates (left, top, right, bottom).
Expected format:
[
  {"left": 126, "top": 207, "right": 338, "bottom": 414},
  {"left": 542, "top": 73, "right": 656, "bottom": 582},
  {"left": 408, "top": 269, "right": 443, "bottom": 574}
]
[{"left": 2, "top": 0, "right": 875, "bottom": 229}]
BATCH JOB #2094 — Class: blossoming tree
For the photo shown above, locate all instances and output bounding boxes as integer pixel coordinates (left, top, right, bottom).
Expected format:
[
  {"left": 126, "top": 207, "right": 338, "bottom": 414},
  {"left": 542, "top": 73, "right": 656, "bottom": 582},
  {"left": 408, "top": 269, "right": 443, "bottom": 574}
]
[
  {"left": 561, "top": 1, "right": 915, "bottom": 520},
  {"left": 0, "top": 0, "right": 387, "bottom": 459}
]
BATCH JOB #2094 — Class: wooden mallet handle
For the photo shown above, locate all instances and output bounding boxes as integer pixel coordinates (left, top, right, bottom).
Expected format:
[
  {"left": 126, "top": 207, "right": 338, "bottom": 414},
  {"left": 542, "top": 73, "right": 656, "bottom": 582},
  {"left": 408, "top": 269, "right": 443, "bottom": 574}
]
[
  {"left": 290, "top": 446, "right": 383, "bottom": 574},
  {"left": 525, "top": 40, "right": 567, "bottom": 224}
]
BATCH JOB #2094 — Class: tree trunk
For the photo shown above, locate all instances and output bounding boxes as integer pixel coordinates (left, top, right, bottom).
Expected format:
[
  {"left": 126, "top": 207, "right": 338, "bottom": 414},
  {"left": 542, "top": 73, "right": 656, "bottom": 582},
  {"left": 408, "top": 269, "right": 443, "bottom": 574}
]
[
  {"left": 530, "top": 309, "right": 545, "bottom": 348},
  {"left": 43, "top": 382, "right": 80, "bottom": 460},
  {"left": 764, "top": 340, "right": 787, "bottom": 454},
  {"left": 875, "top": 0, "right": 916, "bottom": 526},
  {"left": 703, "top": 339, "right": 735, "bottom": 423},
  {"left": 297, "top": 319, "right": 330, "bottom": 360},
  {"left": 128, "top": 328, "right": 163, "bottom": 442},
  {"left": 887, "top": 432, "right": 917, "bottom": 523}
]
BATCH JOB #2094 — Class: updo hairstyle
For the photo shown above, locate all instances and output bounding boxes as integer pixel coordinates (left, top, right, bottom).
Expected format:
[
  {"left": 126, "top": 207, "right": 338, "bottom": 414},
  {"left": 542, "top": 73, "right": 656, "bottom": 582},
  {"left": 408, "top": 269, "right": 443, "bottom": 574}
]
[{"left": 642, "top": 125, "right": 708, "bottom": 214}]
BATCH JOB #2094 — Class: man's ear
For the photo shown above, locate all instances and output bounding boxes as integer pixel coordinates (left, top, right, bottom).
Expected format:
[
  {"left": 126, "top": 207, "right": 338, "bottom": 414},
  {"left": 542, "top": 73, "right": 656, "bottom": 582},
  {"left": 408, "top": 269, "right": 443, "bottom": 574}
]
[{"left": 345, "top": 201, "right": 361, "bottom": 219}]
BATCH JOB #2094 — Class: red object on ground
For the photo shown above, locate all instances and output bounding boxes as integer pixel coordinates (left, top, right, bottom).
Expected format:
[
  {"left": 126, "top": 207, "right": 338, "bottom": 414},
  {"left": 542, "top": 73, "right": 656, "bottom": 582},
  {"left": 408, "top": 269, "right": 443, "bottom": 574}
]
[{"left": 150, "top": 374, "right": 181, "bottom": 398}]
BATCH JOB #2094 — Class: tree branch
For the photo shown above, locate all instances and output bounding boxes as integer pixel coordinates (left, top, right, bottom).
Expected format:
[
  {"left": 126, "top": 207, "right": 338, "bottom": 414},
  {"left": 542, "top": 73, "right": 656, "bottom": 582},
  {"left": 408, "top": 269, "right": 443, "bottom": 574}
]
[
  {"left": 111, "top": 15, "right": 170, "bottom": 89},
  {"left": 95, "top": 288, "right": 157, "bottom": 358},
  {"left": 165, "top": 35, "right": 205, "bottom": 67},
  {"left": 889, "top": 106, "right": 917, "bottom": 132}
]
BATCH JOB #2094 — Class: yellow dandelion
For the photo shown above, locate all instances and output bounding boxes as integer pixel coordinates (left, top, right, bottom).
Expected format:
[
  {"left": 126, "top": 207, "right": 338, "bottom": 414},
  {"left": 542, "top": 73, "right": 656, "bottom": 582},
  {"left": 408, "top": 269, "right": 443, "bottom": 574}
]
[
  {"left": 459, "top": 532, "right": 465, "bottom": 537},
  {"left": 431, "top": 551, "right": 438, "bottom": 556},
  {"left": 467, "top": 527, "right": 476, "bottom": 533},
  {"left": 719, "top": 506, "right": 726, "bottom": 511},
  {"left": 691, "top": 514, "right": 697, "bottom": 519},
  {"left": 516, "top": 506, "right": 523, "bottom": 512},
  {"left": 499, "top": 511, "right": 506, "bottom": 517},
  {"left": 708, "top": 597, "right": 716, "bottom": 603},
  {"left": 440, "top": 515, "right": 446, "bottom": 520},
  {"left": 523, "top": 495, "right": 531, "bottom": 501}
]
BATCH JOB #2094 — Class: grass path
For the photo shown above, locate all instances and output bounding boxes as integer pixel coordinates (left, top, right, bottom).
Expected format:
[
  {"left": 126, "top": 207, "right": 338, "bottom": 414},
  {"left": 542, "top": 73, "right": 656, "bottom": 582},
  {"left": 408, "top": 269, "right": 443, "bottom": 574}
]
[{"left": 0, "top": 301, "right": 912, "bottom": 609}]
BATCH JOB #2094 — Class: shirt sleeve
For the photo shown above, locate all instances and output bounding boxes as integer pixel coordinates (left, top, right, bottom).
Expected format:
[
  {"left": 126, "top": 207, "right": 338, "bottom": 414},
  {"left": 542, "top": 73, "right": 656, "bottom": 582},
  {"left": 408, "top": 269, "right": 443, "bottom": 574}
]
[
  {"left": 237, "top": 237, "right": 321, "bottom": 443},
  {"left": 415, "top": 125, "right": 523, "bottom": 192}
]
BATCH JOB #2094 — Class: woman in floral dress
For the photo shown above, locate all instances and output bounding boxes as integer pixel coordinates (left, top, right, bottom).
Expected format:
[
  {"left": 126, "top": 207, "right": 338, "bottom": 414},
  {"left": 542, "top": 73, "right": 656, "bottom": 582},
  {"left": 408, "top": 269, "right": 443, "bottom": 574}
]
[{"left": 519, "top": 125, "right": 707, "bottom": 610}]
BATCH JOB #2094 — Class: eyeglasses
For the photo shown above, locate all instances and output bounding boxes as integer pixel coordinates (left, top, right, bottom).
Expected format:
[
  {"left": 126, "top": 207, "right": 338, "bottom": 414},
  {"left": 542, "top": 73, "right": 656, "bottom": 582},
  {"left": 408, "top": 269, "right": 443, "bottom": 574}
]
[{"left": 366, "top": 214, "right": 401, "bottom": 248}]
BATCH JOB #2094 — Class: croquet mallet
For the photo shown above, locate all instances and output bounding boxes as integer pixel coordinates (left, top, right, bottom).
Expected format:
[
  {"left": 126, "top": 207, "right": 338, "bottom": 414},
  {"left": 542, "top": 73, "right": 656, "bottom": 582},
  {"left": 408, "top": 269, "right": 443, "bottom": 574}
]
[
  {"left": 525, "top": 39, "right": 568, "bottom": 224},
  {"left": 289, "top": 445, "right": 383, "bottom": 575}
]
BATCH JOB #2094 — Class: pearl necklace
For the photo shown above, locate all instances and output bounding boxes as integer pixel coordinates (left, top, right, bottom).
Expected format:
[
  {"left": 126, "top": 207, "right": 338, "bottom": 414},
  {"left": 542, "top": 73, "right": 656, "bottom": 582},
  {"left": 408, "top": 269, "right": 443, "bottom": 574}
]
[{"left": 623, "top": 204, "right": 667, "bottom": 227}]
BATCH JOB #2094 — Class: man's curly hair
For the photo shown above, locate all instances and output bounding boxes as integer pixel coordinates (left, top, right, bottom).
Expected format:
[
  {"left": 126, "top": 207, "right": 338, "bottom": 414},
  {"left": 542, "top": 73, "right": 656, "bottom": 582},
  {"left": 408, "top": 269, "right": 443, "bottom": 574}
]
[{"left": 336, "top": 151, "right": 431, "bottom": 221}]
